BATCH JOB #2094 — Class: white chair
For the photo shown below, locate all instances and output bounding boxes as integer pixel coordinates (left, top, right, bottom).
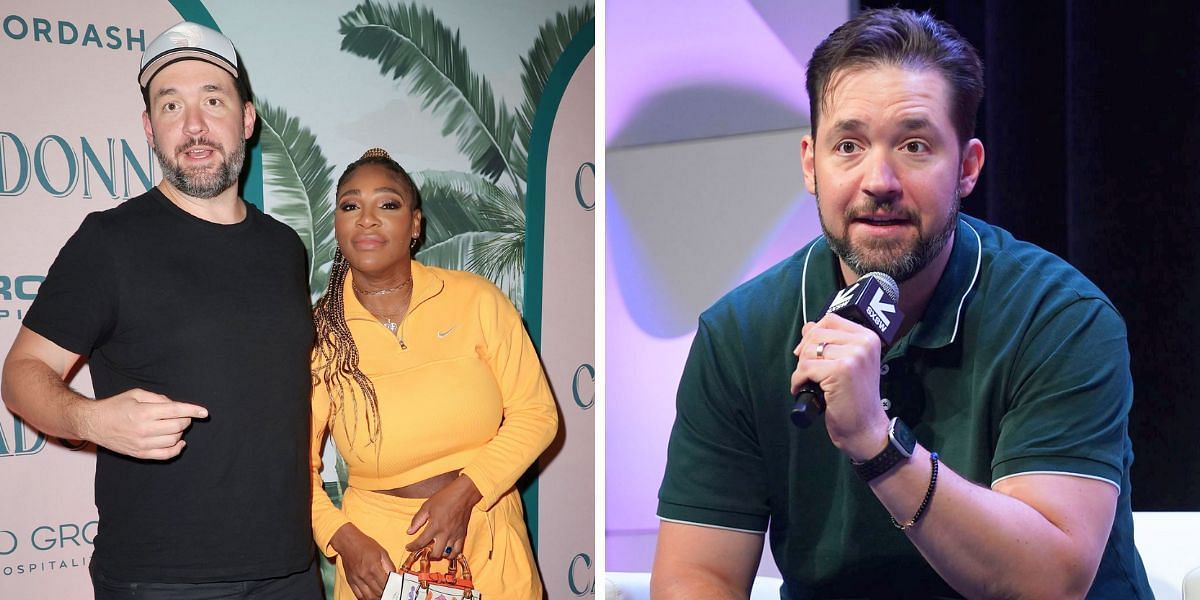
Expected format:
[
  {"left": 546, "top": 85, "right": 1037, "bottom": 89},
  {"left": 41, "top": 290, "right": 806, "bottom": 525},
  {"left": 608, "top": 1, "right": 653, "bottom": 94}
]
[
  {"left": 1132, "top": 512, "right": 1200, "bottom": 599},
  {"left": 604, "top": 571, "right": 784, "bottom": 600},
  {"left": 1185, "top": 566, "right": 1200, "bottom": 600}
]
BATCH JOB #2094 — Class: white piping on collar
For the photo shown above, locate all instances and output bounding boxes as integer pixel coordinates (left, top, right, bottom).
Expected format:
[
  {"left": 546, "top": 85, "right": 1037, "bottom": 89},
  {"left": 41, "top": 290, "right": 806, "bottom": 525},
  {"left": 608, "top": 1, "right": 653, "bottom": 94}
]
[
  {"left": 801, "top": 241, "right": 818, "bottom": 323},
  {"left": 950, "top": 221, "right": 983, "bottom": 344},
  {"left": 801, "top": 221, "right": 981, "bottom": 344}
]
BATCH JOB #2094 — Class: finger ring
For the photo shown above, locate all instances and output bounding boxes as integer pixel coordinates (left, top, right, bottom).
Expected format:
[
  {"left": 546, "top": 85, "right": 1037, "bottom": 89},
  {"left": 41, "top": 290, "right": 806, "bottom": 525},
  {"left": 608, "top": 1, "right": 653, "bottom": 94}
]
[
  {"left": 444, "top": 545, "right": 454, "bottom": 555},
  {"left": 815, "top": 341, "right": 827, "bottom": 359}
]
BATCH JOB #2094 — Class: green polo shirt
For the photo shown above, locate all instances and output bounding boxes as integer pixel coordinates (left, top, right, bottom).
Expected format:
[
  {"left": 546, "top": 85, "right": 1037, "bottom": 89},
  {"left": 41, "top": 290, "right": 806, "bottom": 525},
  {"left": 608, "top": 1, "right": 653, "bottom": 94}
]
[{"left": 658, "top": 214, "right": 1151, "bottom": 599}]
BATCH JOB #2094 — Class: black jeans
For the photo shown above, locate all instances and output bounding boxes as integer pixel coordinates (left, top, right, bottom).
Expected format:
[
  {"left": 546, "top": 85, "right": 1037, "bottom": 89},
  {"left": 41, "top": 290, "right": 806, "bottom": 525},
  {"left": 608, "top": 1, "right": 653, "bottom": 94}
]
[{"left": 90, "top": 560, "right": 323, "bottom": 600}]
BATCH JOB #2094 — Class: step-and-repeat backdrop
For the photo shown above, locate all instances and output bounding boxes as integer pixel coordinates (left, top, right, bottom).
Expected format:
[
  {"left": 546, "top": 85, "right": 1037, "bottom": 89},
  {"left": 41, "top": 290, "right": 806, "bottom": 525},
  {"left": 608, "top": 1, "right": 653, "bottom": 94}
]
[{"left": 0, "top": 1, "right": 593, "bottom": 597}]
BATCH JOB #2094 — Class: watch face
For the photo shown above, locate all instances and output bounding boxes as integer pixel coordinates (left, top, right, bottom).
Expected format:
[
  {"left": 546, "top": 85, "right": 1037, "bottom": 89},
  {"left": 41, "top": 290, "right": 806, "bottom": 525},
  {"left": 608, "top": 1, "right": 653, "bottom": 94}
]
[{"left": 890, "top": 418, "right": 916, "bottom": 458}]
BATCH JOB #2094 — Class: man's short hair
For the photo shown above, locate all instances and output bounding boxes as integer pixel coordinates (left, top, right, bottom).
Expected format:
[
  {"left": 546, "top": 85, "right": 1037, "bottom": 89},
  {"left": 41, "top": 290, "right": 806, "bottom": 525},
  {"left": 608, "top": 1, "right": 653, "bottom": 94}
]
[{"left": 806, "top": 8, "right": 984, "bottom": 146}]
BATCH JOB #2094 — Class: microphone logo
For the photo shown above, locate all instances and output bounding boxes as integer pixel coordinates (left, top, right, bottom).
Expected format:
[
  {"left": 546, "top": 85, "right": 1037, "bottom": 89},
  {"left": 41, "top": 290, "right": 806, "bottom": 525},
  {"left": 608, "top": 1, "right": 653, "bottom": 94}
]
[
  {"left": 866, "top": 287, "right": 897, "bottom": 331},
  {"left": 827, "top": 281, "right": 861, "bottom": 313},
  {"left": 815, "top": 272, "right": 903, "bottom": 346}
]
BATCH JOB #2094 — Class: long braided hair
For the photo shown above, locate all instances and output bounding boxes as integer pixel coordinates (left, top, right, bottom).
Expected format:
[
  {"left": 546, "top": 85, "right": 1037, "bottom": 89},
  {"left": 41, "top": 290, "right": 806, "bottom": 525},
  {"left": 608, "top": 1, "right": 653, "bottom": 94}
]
[{"left": 312, "top": 148, "right": 423, "bottom": 447}]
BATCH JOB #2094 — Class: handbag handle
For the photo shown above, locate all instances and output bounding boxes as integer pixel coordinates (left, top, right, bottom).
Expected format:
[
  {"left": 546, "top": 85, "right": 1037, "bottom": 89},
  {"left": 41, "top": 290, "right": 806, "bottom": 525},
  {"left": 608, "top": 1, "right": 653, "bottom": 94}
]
[
  {"left": 453, "top": 553, "right": 474, "bottom": 581},
  {"left": 399, "top": 544, "right": 475, "bottom": 582},
  {"left": 400, "top": 545, "right": 433, "bottom": 572}
]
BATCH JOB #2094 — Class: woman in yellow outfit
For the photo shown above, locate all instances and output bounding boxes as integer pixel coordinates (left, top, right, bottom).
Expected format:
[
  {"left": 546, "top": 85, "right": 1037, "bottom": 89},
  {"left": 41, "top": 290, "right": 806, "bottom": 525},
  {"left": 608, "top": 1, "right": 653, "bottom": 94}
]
[{"left": 310, "top": 148, "right": 558, "bottom": 600}]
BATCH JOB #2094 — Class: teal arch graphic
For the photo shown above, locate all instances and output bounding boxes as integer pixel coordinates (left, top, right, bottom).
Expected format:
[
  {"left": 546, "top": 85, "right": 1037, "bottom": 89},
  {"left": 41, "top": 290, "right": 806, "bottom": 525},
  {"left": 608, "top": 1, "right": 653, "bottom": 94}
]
[{"left": 522, "top": 18, "right": 595, "bottom": 551}]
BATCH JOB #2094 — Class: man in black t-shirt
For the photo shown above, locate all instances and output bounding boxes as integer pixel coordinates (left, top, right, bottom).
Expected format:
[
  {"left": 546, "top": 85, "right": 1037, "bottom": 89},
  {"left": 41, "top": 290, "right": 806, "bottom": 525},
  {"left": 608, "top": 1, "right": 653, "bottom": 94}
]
[{"left": 0, "top": 22, "right": 320, "bottom": 599}]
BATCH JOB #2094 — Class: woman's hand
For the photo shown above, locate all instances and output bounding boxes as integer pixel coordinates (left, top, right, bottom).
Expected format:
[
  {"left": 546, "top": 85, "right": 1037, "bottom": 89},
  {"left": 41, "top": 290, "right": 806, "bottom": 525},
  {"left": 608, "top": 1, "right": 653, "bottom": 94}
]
[
  {"left": 405, "top": 475, "right": 483, "bottom": 560},
  {"left": 330, "top": 523, "right": 395, "bottom": 600}
]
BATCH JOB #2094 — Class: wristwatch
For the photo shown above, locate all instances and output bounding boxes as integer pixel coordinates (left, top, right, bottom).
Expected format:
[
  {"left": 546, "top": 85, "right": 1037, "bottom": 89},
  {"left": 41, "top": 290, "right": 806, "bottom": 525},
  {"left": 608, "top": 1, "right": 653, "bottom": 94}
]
[{"left": 851, "top": 417, "right": 916, "bottom": 481}]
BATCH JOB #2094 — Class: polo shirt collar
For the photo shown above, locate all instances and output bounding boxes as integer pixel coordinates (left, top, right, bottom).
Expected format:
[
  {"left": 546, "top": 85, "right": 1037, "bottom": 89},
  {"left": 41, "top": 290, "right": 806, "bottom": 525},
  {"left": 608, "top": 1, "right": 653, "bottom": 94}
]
[{"left": 799, "top": 216, "right": 982, "bottom": 350}]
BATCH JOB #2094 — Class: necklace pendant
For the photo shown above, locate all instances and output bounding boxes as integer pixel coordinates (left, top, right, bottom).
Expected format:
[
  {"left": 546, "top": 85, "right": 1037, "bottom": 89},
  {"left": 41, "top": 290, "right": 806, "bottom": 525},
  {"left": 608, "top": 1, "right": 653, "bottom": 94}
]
[{"left": 384, "top": 319, "right": 398, "bottom": 334}]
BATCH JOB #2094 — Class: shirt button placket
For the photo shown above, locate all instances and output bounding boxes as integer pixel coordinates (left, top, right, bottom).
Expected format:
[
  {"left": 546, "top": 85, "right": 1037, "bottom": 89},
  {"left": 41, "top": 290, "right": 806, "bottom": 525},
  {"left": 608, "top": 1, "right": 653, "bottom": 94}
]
[{"left": 880, "top": 363, "right": 892, "bottom": 411}]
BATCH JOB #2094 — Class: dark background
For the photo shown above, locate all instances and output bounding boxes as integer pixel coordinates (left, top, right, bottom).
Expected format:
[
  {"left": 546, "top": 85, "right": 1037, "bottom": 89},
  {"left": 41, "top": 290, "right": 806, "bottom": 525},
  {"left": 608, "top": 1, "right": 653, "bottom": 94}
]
[{"left": 860, "top": 0, "right": 1200, "bottom": 509}]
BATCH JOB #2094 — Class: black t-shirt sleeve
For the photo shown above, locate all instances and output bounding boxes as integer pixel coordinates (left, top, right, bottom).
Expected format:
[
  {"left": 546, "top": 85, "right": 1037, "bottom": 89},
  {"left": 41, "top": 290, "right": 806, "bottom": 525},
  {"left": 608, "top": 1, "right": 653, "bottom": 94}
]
[
  {"left": 23, "top": 213, "right": 117, "bottom": 356},
  {"left": 658, "top": 316, "right": 771, "bottom": 533}
]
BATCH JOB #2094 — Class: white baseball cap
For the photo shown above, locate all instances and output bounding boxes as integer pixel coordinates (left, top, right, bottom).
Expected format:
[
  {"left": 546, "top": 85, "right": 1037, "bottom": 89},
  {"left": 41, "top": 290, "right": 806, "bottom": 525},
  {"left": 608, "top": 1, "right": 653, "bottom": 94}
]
[{"left": 139, "top": 22, "right": 240, "bottom": 90}]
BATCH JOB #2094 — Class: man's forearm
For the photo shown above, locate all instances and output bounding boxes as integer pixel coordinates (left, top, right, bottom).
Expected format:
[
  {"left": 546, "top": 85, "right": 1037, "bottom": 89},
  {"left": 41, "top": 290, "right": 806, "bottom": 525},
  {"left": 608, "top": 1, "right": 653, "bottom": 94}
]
[
  {"left": 870, "top": 446, "right": 1109, "bottom": 599},
  {"left": 1, "top": 356, "right": 94, "bottom": 441}
]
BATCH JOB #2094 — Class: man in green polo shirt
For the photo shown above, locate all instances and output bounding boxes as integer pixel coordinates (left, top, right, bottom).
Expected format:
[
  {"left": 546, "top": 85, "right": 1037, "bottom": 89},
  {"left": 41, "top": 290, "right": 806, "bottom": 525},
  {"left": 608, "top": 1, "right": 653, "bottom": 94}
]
[{"left": 653, "top": 8, "right": 1152, "bottom": 599}]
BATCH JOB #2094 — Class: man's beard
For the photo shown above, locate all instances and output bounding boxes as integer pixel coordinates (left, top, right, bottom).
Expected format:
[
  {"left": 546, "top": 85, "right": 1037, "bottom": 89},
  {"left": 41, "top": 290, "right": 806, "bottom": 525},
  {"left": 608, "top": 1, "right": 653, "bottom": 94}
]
[
  {"left": 155, "top": 137, "right": 245, "bottom": 199},
  {"left": 818, "top": 190, "right": 959, "bottom": 283}
]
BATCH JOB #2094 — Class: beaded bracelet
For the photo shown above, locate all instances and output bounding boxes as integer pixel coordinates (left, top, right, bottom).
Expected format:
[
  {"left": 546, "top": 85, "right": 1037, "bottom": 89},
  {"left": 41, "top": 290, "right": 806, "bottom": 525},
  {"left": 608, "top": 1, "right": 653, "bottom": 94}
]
[{"left": 891, "top": 451, "right": 939, "bottom": 531}]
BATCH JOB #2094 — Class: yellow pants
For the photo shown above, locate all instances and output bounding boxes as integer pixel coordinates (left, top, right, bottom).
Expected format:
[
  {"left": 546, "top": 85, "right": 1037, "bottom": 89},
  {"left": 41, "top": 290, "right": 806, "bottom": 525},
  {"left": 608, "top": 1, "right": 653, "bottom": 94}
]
[{"left": 332, "top": 486, "right": 543, "bottom": 600}]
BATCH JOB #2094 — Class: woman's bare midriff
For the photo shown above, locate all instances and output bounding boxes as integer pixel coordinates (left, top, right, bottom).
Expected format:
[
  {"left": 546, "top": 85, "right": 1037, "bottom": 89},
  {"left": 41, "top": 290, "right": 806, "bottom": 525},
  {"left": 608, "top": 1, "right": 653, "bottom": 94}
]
[{"left": 371, "top": 469, "right": 461, "bottom": 498}]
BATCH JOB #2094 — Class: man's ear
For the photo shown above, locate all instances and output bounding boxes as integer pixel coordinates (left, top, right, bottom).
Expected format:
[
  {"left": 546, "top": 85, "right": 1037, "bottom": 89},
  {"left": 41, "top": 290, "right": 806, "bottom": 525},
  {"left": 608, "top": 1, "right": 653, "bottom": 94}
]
[
  {"left": 142, "top": 111, "right": 155, "bottom": 147},
  {"left": 242, "top": 101, "right": 257, "bottom": 140},
  {"left": 801, "top": 134, "right": 818, "bottom": 195},
  {"left": 958, "top": 138, "right": 985, "bottom": 197}
]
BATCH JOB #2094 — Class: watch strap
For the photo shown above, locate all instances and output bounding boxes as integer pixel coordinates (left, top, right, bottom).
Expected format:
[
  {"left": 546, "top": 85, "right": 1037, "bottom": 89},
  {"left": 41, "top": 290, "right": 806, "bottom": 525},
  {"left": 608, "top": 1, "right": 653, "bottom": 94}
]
[
  {"left": 852, "top": 418, "right": 914, "bottom": 481},
  {"left": 852, "top": 443, "right": 906, "bottom": 481}
]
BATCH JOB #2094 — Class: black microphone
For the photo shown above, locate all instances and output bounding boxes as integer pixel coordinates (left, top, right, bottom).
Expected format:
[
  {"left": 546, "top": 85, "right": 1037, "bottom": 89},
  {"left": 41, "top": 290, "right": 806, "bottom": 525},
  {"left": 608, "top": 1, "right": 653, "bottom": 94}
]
[{"left": 790, "top": 271, "right": 904, "bottom": 428}]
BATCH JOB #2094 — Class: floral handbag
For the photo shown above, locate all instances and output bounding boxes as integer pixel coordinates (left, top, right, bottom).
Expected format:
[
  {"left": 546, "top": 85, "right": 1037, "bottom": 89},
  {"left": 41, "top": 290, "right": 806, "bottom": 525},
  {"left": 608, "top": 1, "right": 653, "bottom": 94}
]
[{"left": 381, "top": 545, "right": 482, "bottom": 600}]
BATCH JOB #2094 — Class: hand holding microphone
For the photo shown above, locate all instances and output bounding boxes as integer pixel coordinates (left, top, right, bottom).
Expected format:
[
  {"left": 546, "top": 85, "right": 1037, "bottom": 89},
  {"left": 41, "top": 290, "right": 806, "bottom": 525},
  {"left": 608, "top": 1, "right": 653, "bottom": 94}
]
[{"left": 790, "top": 272, "right": 903, "bottom": 429}]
